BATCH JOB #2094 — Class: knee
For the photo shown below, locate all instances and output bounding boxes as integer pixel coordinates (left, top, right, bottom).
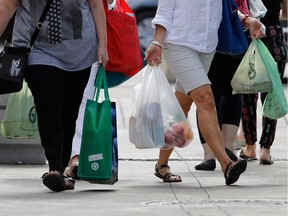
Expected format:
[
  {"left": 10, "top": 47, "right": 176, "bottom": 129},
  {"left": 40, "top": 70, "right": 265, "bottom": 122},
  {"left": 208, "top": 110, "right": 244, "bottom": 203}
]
[{"left": 191, "top": 89, "right": 215, "bottom": 110}]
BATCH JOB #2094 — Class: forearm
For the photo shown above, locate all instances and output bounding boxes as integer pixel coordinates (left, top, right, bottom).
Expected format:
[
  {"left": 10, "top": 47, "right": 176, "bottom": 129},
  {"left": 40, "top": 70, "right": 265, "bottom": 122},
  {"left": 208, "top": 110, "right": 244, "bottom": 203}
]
[
  {"left": 0, "top": 0, "right": 18, "bottom": 36},
  {"left": 88, "top": 0, "right": 107, "bottom": 49},
  {"left": 153, "top": 24, "right": 167, "bottom": 45}
]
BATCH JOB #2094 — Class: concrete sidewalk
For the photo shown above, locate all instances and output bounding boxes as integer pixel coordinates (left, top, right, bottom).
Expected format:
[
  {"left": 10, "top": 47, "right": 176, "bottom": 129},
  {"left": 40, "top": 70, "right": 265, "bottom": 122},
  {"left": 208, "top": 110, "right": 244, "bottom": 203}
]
[{"left": 0, "top": 70, "right": 287, "bottom": 216}]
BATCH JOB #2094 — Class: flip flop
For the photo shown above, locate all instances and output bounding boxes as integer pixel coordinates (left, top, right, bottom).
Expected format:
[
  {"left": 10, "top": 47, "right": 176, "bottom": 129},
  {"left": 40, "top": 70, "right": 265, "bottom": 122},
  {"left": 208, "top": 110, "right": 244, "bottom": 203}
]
[{"left": 239, "top": 149, "right": 257, "bottom": 161}]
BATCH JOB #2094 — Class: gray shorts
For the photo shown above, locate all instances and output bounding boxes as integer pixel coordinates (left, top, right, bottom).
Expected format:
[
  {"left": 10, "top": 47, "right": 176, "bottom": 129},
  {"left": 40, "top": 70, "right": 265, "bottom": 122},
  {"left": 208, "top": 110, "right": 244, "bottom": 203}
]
[{"left": 163, "top": 43, "right": 215, "bottom": 94}]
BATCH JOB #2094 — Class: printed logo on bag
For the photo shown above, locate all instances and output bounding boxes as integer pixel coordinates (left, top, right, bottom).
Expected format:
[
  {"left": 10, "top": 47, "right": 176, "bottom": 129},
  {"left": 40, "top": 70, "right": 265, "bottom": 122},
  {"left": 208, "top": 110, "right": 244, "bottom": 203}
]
[
  {"left": 10, "top": 59, "right": 21, "bottom": 77},
  {"left": 248, "top": 63, "right": 256, "bottom": 80},
  {"left": 29, "top": 106, "right": 37, "bottom": 123},
  {"left": 91, "top": 162, "right": 99, "bottom": 171}
]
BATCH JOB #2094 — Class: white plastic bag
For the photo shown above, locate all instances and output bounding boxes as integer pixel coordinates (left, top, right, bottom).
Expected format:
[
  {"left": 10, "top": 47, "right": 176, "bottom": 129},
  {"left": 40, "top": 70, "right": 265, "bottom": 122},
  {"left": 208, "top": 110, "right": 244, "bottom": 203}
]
[
  {"left": 248, "top": 0, "right": 267, "bottom": 19},
  {"left": 231, "top": 39, "right": 271, "bottom": 94},
  {"left": 129, "top": 65, "right": 193, "bottom": 149}
]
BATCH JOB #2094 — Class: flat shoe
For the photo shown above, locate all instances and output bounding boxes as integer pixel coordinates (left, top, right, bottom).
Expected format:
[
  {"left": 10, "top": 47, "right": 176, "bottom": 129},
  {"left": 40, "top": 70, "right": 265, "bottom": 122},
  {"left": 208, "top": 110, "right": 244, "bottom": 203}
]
[
  {"left": 195, "top": 159, "right": 216, "bottom": 171},
  {"left": 260, "top": 155, "right": 274, "bottom": 165},
  {"left": 224, "top": 159, "right": 247, "bottom": 185},
  {"left": 154, "top": 164, "right": 182, "bottom": 182},
  {"left": 225, "top": 148, "right": 238, "bottom": 162},
  {"left": 239, "top": 149, "right": 257, "bottom": 161},
  {"left": 42, "top": 171, "right": 75, "bottom": 192}
]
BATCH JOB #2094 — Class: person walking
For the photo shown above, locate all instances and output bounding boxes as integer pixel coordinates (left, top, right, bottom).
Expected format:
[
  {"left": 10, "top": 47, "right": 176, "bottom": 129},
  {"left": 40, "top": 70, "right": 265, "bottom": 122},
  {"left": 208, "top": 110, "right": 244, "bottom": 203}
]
[
  {"left": 144, "top": 0, "right": 263, "bottom": 185},
  {"left": 194, "top": 0, "right": 265, "bottom": 171},
  {"left": 239, "top": 0, "right": 287, "bottom": 165},
  {"left": 0, "top": 0, "right": 108, "bottom": 192}
]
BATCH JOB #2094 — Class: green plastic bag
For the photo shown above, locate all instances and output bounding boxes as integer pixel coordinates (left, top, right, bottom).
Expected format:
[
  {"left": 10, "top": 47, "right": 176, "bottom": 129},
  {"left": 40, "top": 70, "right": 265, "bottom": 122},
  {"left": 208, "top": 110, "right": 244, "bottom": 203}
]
[
  {"left": 231, "top": 39, "right": 271, "bottom": 94},
  {"left": 1, "top": 82, "right": 39, "bottom": 138},
  {"left": 78, "top": 64, "right": 118, "bottom": 184},
  {"left": 255, "top": 39, "right": 288, "bottom": 119}
]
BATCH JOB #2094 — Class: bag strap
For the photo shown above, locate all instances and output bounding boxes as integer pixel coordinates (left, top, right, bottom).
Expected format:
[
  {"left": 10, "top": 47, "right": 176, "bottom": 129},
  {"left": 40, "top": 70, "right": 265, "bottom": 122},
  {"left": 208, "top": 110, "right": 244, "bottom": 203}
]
[
  {"left": 6, "top": 0, "right": 53, "bottom": 49},
  {"left": 94, "top": 64, "right": 110, "bottom": 101}
]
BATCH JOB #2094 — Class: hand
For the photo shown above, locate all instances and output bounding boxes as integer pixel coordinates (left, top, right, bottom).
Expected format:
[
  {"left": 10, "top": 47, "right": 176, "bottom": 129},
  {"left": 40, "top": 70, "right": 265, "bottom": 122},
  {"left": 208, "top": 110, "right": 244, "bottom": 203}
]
[
  {"left": 246, "top": 17, "right": 266, "bottom": 39},
  {"left": 97, "top": 47, "right": 109, "bottom": 67},
  {"left": 144, "top": 44, "right": 162, "bottom": 66}
]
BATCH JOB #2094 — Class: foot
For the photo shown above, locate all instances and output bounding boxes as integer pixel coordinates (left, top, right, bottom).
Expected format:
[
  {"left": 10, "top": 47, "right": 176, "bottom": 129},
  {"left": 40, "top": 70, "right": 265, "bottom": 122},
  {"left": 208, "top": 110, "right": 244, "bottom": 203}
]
[
  {"left": 259, "top": 148, "right": 274, "bottom": 165},
  {"left": 224, "top": 159, "right": 247, "bottom": 185},
  {"left": 239, "top": 148, "right": 257, "bottom": 161},
  {"left": 42, "top": 171, "right": 75, "bottom": 192},
  {"left": 64, "top": 155, "right": 79, "bottom": 179},
  {"left": 154, "top": 164, "right": 182, "bottom": 182},
  {"left": 195, "top": 159, "right": 216, "bottom": 171}
]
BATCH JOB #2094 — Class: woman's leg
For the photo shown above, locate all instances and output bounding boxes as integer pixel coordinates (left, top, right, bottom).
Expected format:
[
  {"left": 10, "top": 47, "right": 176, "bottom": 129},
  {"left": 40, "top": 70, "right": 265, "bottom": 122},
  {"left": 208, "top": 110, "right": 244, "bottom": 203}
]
[
  {"left": 240, "top": 93, "right": 258, "bottom": 159},
  {"left": 25, "top": 65, "right": 90, "bottom": 173},
  {"left": 258, "top": 25, "right": 287, "bottom": 164},
  {"left": 65, "top": 64, "right": 98, "bottom": 177},
  {"left": 155, "top": 90, "right": 192, "bottom": 181}
]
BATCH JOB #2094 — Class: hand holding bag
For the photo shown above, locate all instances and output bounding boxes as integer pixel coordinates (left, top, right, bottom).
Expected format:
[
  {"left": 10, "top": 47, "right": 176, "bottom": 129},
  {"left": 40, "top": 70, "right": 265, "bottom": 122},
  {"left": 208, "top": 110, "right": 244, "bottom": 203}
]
[
  {"left": 129, "top": 65, "right": 193, "bottom": 149},
  {"left": 1, "top": 81, "right": 39, "bottom": 138},
  {"left": 217, "top": 0, "right": 248, "bottom": 55},
  {"left": 0, "top": 0, "right": 53, "bottom": 95},
  {"left": 78, "top": 64, "right": 118, "bottom": 184},
  {"left": 231, "top": 39, "right": 271, "bottom": 94}
]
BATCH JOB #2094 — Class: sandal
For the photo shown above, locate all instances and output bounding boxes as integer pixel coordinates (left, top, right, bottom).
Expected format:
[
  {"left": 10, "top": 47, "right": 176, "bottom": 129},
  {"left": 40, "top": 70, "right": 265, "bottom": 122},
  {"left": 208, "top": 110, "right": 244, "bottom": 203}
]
[
  {"left": 42, "top": 171, "right": 75, "bottom": 192},
  {"left": 154, "top": 164, "right": 182, "bottom": 182},
  {"left": 64, "top": 162, "right": 79, "bottom": 179},
  {"left": 224, "top": 159, "right": 247, "bottom": 185}
]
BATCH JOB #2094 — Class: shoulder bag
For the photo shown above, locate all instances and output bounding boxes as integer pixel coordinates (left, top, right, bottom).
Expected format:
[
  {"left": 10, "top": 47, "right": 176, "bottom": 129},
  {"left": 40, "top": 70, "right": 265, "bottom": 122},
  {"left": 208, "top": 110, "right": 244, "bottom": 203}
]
[
  {"left": 217, "top": 0, "right": 248, "bottom": 55},
  {"left": 0, "top": 0, "right": 53, "bottom": 95}
]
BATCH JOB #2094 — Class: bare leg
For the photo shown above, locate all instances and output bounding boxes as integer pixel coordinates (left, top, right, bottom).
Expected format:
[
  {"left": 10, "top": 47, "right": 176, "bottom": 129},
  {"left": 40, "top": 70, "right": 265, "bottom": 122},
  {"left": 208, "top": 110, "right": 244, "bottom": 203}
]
[
  {"left": 189, "top": 85, "right": 231, "bottom": 172},
  {"left": 156, "top": 91, "right": 192, "bottom": 181}
]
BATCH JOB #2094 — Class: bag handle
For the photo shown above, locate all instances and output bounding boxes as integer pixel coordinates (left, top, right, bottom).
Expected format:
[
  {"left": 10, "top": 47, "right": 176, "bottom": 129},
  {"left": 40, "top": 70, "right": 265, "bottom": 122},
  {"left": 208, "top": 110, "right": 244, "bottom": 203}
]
[
  {"left": 28, "top": 0, "right": 53, "bottom": 49},
  {"left": 6, "top": 0, "right": 53, "bottom": 49},
  {"left": 94, "top": 64, "right": 110, "bottom": 101}
]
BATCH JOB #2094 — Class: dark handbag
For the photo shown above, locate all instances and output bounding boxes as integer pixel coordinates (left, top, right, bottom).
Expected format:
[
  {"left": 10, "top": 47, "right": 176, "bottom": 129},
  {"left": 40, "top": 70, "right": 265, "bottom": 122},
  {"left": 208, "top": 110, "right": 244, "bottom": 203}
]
[
  {"left": 0, "top": 46, "right": 30, "bottom": 94},
  {"left": 0, "top": 0, "right": 53, "bottom": 95},
  {"left": 216, "top": 0, "right": 248, "bottom": 55},
  {"left": 78, "top": 64, "right": 118, "bottom": 184}
]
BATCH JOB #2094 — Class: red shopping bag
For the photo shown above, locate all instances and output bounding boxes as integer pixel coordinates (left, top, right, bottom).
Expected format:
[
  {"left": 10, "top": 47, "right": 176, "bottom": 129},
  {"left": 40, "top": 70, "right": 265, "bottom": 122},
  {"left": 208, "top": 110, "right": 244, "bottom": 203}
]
[{"left": 103, "top": 0, "right": 143, "bottom": 76}]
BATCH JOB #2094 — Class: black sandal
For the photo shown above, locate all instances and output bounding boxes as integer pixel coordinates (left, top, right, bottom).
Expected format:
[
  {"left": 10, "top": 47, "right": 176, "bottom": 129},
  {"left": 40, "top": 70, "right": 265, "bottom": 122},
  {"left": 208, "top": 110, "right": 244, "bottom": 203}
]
[
  {"left": 154, "top": 164, "right": 182, "bottom": 182},
  {"left": 224, "top": 159, "right": 247, "bottom": 185},
  {"left": 42, "top": 171, "right": 75, "bottom": 192}
]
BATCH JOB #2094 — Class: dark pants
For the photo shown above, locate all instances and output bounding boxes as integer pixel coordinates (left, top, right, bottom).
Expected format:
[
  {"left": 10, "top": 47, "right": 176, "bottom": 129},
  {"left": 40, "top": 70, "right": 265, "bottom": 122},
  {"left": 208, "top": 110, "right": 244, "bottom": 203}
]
[
  {"left": 25, "top": 65, "right": 90, "bottom": 172},
  {"left": 242, "top": 25, "right": 287, "bottom": 149},
  {"left": 198, "top": 53, "right": 244, "bottom": 144}
]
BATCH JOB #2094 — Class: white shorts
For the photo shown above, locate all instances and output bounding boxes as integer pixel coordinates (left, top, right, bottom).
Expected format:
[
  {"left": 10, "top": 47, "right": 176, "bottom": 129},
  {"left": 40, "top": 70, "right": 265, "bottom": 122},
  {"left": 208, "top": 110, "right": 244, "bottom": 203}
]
[{"left": 163, "top": 43, "right": 215, "bottom": 94}]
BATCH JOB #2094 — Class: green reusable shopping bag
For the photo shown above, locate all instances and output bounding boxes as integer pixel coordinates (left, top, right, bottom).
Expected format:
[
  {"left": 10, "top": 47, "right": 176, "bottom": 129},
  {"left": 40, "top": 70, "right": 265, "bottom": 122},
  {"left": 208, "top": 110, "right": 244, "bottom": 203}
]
[
  {"left": 78, "top": 64, "right": 115, "bottom": 182},
  {"left": 255, "top": 39, "right": 288, "bottom": 119},
  {"left": 0, "top": 81, "right": 39, "bottom": 138}
]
